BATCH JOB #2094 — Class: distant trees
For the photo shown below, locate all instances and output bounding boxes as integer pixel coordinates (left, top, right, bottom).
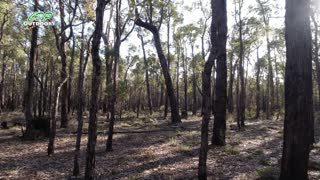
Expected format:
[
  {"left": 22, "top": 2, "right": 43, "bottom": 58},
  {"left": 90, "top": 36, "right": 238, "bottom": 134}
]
[{"left": 280, "top": 0, "right": 313, "bottom": 179}]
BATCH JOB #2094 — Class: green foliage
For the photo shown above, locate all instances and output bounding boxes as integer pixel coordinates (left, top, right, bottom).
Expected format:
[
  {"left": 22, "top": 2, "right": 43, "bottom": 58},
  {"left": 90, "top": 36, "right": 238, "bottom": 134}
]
[
  {"left": 256, "top": 166, "right": 278, "bottom": 180},
  {"left": 224, "top": 145, "right": 240, "bottom": 155}
]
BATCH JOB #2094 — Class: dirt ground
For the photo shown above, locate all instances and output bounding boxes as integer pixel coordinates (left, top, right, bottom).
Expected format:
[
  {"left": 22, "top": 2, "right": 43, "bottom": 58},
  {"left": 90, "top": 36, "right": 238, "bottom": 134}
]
[{"left": 0, "top": 111, "right": 319, "bottom": 180}]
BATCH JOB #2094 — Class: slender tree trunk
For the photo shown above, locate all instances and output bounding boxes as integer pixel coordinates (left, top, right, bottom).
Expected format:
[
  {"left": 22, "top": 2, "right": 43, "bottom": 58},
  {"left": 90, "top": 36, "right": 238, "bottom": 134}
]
[
  {"left": 24, "top": 0, "right": 38, "bottom": 137},
  {"left": 164, "top": 9, "right": 171, "bottom": 118},
  {"left": 227, "top": 55, "right": 235, "bottom": 113},
  {"left": 68, "top": 36, "right": 76, "bottom": 114},
  {"left": 85, "top": 0, "right": 107, "bottom": 178},
  {"left": 106, "top": 0, "right": 122, "bottom": 151},
  {"left": 199, "top": 0, "right": 227, "bottom": 178},
  {"left": 57, "top": 0, "right": 69, "bottom": 128},
  {"left": 139, "top": 33, "right": 153, "bottom": 115},
  {"left": 237, "top": 0, "right": 245, "bottom": 129},
  {"left": 280, "top": 0, "right": 313, "bottom": 178},
  {"left": 73, "top": 23, "right": 86, "bottom": 177},
  {"left": 176, "top": 47, "right": 180, "bottom": 111},
  {"left": 182, "top": 49, "right": 188, "bottom": 118},
  {"left": 0, "top": 53, "right": 6, "bottom": 111},
  {"left": 255, "top": 48, "right": 261, "bottom": 119},
  {"left": 48, "top": 77, "right": 68, "bottom": 155},
  {"left": 192, "top": 44, "right": 197, "bottom": 115}
]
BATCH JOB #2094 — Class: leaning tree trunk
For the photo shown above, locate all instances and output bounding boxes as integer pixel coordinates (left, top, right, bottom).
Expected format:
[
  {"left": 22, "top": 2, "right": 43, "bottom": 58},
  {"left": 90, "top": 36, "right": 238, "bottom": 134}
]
[
  {"left": 135, "top": 18, "right": 181, "bottom": 124},
  {"left": 84, "top": 0, "right": 107, "bottom": 179},
  {"left": 280, "top": 0, "right": 313, "bottom": 179}
]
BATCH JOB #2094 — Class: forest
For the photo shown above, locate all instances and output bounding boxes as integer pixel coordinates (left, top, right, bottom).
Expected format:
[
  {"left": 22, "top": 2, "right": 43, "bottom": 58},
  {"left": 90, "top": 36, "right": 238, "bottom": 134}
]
[{"left": 0, "top": 0, "right": 319, "bottom": 179}]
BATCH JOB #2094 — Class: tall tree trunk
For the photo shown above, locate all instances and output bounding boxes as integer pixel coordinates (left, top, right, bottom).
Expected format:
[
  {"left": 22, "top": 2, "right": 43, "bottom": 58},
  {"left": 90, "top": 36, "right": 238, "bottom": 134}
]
[
  {"left": 135, "top": 17, "right": 181, "bottom": 124},
  {"left": 227, "top": 54, "right": 234, "bottom": 113},
  {"left": 24, "top": 0, "right": 38, "bottom": 137},
  {"left": 0, "top": 53, "right": 6, "bottom": 111},
  {"left": 212, "top": 2, "right": 227, "bottom": 145},
  {"left": 198, "top": 0, "right": 226, "bottom": 178},
  {"left": 237, "top": 0, "right": 245, "bottom": 129},
  {"left": 85, "top": 0, "right": 107, "bottom": 178},
  {"left": 312, "top": 14, "right": 320, "bottom": 110},
  {"left": 192, "top": 44, "right": 197, "bottom": 115},
  {"left": 57, "top": 0, "right": 69, "bottom": 128},
  {"left": 255, "top": 48, "right": 261, "bottom": 119},
  {"left": 182, "top": 48, "right": 188, "bottom": 118},
  {"left": 139, "top": 32, "right": 153, "bottom": 115},
  {"left": 280, "top": 0, "right": 313, "bottom": 179},
  {"left": 68, "top": 35, "right": 76, "bottom": 114},
  {"left": 73, "top": 23, "right": 86, "bottom": 177},
  {"left": 106, "top": 0, "right": 122, "bottom": 151},
  {"left": 176, "top": 46, "right": 180, "bottom": 111},
  {"left": 164, "top": 8, "right": 171, "bottom": 118}
]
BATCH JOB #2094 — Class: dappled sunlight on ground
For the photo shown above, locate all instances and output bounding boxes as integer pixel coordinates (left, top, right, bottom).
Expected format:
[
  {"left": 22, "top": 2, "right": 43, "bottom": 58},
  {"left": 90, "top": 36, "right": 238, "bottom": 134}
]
[{"left": 0, "top": 112, "right": 319, "bottom": 179}]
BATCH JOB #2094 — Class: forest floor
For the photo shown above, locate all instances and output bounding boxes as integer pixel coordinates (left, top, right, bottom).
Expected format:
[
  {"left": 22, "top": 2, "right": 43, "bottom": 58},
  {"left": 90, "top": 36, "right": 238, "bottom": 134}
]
[{"left": 0, "top": 111, "right": 320, "bottom": 180}]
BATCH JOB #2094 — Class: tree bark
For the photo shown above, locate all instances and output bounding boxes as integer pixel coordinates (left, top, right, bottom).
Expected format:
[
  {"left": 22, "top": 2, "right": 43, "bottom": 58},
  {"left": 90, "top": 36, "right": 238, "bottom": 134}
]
[
  {"left": 73, "top": 22, "right": 86, "bottom": 177},
  {"left": 85, "top": 0, "right": 108, "bottom": 179},
  {"left": 48, "top": 77, "right": 68, "bottom": 155},
  {"left": 212, "top": 0, "right": 227, "bottom": 145},
  {"left": 236, "top": 0, "right": 245, "bottom": 129},
  {"left": 227, "top": 55, "right": 236, "bottom": 113},
  {"left": 255, "top": 47, "right": 261, "bottom": 119},
  {"left": 192, "top": 44, "right": 197, "bottom": 115},
  {"left": 139, "top": 32, "right": 153, "bottom": 115},
  {"left": 198, "top": 0, "right": 227, "bottom": 178},
  {"left": 280, "top": 0, "right": 313, "bottom": 179},
  {"left": 24, "top": 0, "right": 38, "bottom": 137}
]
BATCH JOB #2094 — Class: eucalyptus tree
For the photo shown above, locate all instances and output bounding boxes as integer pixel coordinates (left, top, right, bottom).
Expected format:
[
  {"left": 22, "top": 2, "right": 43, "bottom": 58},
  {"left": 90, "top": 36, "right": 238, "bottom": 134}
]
[
  {"left": 73, "top": 7, "right": 92, "bottom": 175},
  {"left": 234, "top": 0, "right": 245, "bottom": 129},
  {"left": 106, "top": 0, "right": 135, "bottom": 152},
  {"left": 134, "top": 0, "right": 181, "bottom": 124},
  {"left": 280, "top": 0, "right": 313, "bottom": 178},
  {"left": 24, "top": 0, "right": 39, "bottom": 138},
  {"left": 198, "top": 0, "right": 227, "bottom": 178},
  {"left": 52, "top": 0, "right": 78, "bottom": 128},
  {"left": 85, "top": 0, "right": 110, "bottom": 178}
]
